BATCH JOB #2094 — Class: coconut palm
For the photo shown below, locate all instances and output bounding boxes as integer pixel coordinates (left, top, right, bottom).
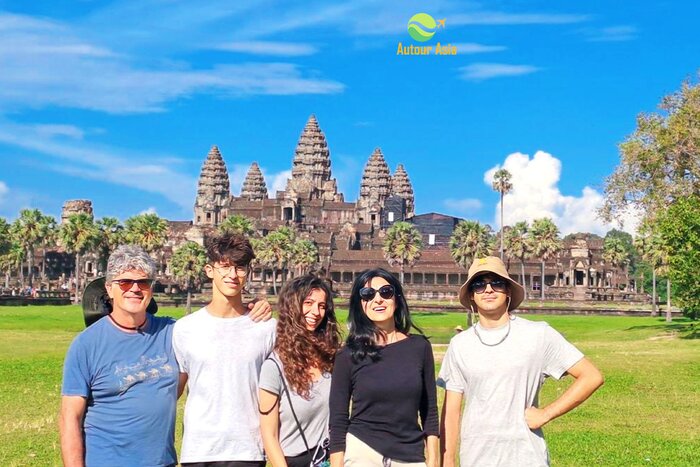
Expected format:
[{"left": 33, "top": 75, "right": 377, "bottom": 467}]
[
  {"left": 170, "top": 241, "right": 207, "bottom": 314},
  {"left": 11, "top": 209, "right": 46, "bottom": 289},
  {"left": 492, "top": 168, "right": 513, "bottom": 260},
  {"left": 529, "top": 218, "right": 562, "bottom": 301},
  {"left": 59, "top": 213, "right": 100, "bottom": 303},
  {"left": 219, "top": 214, "right": 256, "bottom": 237},
  {"left": 602, "top": 236, "right": 629, "bottom": 290},
  {"left": 291, "top": 239, "right": 319, "bottom": 276},
  {"left": 634, "top": 229, "right": 664, "bottom": 316},
  {"left": 37, "top": 215, "right": 57, "bottom": 283},
  {"left": 449, "top": 221, "right": 493, "bottom": 270},
  {"left": 449, "top": 220, "right": 493, "bottom": 327},
  {"left": 383, "top": 221, "right": 423, "bottom": 283},
  {"left": 96, "top": 217, "right": 125, "bottom": 273},
  {"left": 263, "top": 226, "right": 296, "bottom": 294},
  {"left": 504, "top": 221, "right": 531, "bottom": 289}
]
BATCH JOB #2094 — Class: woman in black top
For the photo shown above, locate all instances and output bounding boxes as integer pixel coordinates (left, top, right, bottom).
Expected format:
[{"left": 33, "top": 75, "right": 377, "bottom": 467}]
[{"left": 329, "top": 268, "right": 439, "bottom": 467}]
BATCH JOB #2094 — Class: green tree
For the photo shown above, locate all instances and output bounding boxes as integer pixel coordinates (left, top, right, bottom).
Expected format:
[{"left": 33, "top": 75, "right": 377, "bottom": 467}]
[
  {"left": 291, "top": 239, "right": 319, "bottom": 276},
  {"left": 11, "top": 209, "right": 45, "bottom": 288},
  {"left": 170, "top": 241, "right": 207, "bottom": 314},
  {"left": 529, "top": 218, "right": 562, "bottom": 301},
  {"left": 0, "top": 241, "right": 24, "bottom": 289},
  {"left": 262, "top": 226, "right": 296, "bottom": 294},
  {"left": 656, "top": 195, "right": 700, "bottom": 319},
  {"left": 600, "top": 78, "right": 700, "bottom": 226},
  {"left": 503, "top": 221, "right": 531, "bottom": 288},
  {"left": 0, "top": 218, "right": 11, "bottom": 257},
  {"left": 602, "top": 236, "right": 629, "bottom": 290},
  {"left": 449, "top": 220, "right": 493, "bottom": 327},
  {"left": 383, "top": 221, "right": 423, "bottom": 283},
  {"left": 59, "top": 213, "right": 100, "bottom": 303},
  {"left": 125, "top": 213, "right": 168, "bottom": 275},
  {"left": 219, "top": 215, "right": 256, "bottom": 237},
  {"left": 37, "top": 214, "right": 57, "bottom": 283},
  {"left": 96, "top": 217, "right": 124, "bottom": 273},
  {"left": 492, "top": 168, "right": 513, "bottom": 260}
]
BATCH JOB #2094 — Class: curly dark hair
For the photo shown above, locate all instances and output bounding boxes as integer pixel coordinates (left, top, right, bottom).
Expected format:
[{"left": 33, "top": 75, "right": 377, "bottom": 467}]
[
  {"left": 205, "top": 232, "right": 255, "bottom": 265},
  {"left": 275, "top": 275, "right": 341, "bottom": 399}
]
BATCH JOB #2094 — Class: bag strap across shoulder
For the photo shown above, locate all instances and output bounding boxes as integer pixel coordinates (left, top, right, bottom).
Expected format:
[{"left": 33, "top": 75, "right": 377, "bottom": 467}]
[{"left": 267, "top": 356, "right": 311, "bottom": 453}]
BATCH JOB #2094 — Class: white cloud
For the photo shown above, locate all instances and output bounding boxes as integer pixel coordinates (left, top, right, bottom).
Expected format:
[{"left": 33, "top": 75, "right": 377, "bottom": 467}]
[
  {"left": 0, "top": 119, "right": 197, "bottom": 209},
  {"left": 460, "top": 63, "right": 540, "bottom": 81},
  {"left": 33, "top": 124, "right": 85, "bottom": 140},
  {"left": 484, "top": 151, "right": 638, "bottom": 235},
  {"left": 451, "top": 43, "right": 506, "bottom": 54},
  {"left": 444, "top": 198, "right": 483, "bottom": 216},
  {"left": 213, "top": 41, "right": 318, "bottom": 56},
  {"left": 268, "top": 170, "right": 292, "bottom": 198},
  {"left": 139, "top": 207, "right": 158, "bottom": 215},
  {"left": 451, "top": 12, "right": 589, "bottom": 26},
  {"left": 0, "top": 181, "right": 8, "bottom": 205},
  {"left": 584, "top": 25, "right": 637, "bottom": 42},
  {"left": 0, "top": 12, "right": 344, "bottom": 114}
]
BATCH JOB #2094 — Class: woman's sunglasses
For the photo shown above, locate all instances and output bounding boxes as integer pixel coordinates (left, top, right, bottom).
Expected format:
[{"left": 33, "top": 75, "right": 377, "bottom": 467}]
[{"left": 359, "top": 285, "right": 395, "bottom": 301}]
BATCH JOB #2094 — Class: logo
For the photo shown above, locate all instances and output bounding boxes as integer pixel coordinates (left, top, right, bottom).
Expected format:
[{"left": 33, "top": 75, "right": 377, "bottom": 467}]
[
  {"left": 407, "top": 13, "right": 437, "bottom": 42},
  {"left": 398, "top": 13, "right": 456, "bottom": 56}
]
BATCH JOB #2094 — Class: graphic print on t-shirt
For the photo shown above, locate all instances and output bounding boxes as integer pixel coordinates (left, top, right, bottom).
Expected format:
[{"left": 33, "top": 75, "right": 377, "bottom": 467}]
[{"left": 114, "top": 354, "right": 175, "bottom": 393}]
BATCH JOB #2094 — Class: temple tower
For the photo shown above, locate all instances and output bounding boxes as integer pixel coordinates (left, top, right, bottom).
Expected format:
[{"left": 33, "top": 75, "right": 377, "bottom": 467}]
[
  {"left": 193, "top": 145, "right": 230, "bottom": 226},
  {"left": 240, "top": 162, "right": 268, "bottom": 201},
  {"left": 61, "top": 200, "right": 94, "bottom": 223},
  {"left": 391, "top": 164, "right": 415, "bottom": 218},
  {"left": 285, "top": 115, "right": 343, "bottom": 202},
  {"left": 356, "top": 148, "right": 391, "bottom": 228}
]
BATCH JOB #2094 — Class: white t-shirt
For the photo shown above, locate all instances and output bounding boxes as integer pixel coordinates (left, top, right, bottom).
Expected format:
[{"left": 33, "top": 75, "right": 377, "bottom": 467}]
[
  {"left": 437, "top": 316, "right": 584, "bottom": 467},
  {"left": 173, "top": 307, "right": 276, "bottom": 463}
]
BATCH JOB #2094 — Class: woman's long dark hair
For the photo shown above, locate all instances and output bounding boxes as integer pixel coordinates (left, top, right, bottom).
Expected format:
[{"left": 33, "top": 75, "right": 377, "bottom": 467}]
[
  {"left": 276, "top": 275, "right": 341, "bottom": 399},
  {"left": 346, "top": 268, "right": 421, "bottom": 362}
]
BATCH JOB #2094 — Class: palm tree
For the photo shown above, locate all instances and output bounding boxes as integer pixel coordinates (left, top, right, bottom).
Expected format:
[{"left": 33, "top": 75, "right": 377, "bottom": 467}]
[
  {"left": 250, "top": 237, "right": 276, "bottom": 294},
  {"left": 529, "top": 218, "right": 562, "bottom": 301},
  {"left": 291, "top": 239, "right": 319, "bottom": 276},
  {"left": 125, "top": 213, "right": 168, "bottom": 275},
  {"left": 449, "top": 220, "right": 493, "bottom": 327},
  {"left": 37, "top": 215, "right": 57, "bottom": 283},
  {"left": 0, "top": 241, "right": 24, "bottom": 289},
  {"left": 602, "top": 237, "right": 629, "bottom": 290},
  {"left": 492, "top": 169, "right": 513, "bottom": 260},
  {"left": 219, "top": 215, "right": 256, "bottom": 237},
  {"left": 11, "top": 209, "right": 45, "bottom": 289},
  {"left": 634, "top": 229, "right": 665, "bottom": 316},
  {"left": 382, "top": 221, "right": 423, "bottom": 283},
  {"left": 449, "top": 221, "right": 493, "bottom": 269},
  {"left": 504, "top": 221, "right": 531, "bottom": 289},
  {"left": 96, "top": 217, "right": 125, "bottom": 274},
  {"left": 59, "top": 213, "right": 100, "bottom": 303},
  {"left": 170, "top": 241, "right": 207, "bottom": 314},
  {"left": 263, "top": 226, "right": 296, "bottom": 294}
]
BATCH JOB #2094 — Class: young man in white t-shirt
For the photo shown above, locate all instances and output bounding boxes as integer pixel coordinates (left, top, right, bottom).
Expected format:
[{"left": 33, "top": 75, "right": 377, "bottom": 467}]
[
  {"left": 173, "top": 233, "right": 276, "bottom": 467},
  {"left": 438, "top": 256, "right": 604, "bottom": 467}
]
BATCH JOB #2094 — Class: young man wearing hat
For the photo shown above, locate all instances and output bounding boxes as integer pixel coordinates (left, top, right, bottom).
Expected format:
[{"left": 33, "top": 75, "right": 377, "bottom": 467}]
[{"left": 438, "top": 256, "right": 604, "bottom": 467}]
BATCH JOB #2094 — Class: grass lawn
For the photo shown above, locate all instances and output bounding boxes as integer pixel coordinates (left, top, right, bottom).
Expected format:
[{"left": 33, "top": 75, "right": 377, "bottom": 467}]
[{"left": 0, "top": 305, "right": 698, "bottom": 466}]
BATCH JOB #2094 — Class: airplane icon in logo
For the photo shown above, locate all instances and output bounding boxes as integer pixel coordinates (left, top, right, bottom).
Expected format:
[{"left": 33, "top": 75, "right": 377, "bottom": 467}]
[{"left": 437, "top": 19, "right": 446, "bottom": 28}]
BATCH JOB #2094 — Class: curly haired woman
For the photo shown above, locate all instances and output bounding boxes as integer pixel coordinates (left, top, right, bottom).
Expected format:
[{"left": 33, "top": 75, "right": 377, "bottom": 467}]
[{"left": 259, "top": 275, "right": 342, "bottom": 467}]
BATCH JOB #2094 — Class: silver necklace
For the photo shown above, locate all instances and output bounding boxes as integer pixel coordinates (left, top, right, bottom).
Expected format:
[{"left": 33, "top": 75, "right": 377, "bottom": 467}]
[{"left": 473, "top": 318, "right": 511, "bottom": 347}]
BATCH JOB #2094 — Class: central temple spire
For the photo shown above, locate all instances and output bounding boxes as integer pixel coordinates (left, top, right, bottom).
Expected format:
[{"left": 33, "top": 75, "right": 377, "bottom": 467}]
[{"left": 285, "top": 115, "right": 343, "bottom": 202}]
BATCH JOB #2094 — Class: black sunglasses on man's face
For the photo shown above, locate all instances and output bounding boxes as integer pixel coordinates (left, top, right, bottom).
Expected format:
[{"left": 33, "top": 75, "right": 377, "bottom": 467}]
[{"left": 469, "top": 278, "right": 508, "bottom": 294}]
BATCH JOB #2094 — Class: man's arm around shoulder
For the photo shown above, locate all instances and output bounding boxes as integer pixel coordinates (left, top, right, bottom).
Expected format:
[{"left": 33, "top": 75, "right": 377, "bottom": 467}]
[{"left": 59, "top": 395, "right": 87, "bottom": 467}]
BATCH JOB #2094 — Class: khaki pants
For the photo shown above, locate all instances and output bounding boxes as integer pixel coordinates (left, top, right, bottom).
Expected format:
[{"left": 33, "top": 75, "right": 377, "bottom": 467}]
[{"left": 344, "top": 433, "right": 427, "bottom": 467}]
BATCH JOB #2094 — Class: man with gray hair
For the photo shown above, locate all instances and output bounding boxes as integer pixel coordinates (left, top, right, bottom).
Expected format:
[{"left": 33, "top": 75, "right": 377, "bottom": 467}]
[{"left": 59, "top": 244, "right": 179, "bottom": 466}]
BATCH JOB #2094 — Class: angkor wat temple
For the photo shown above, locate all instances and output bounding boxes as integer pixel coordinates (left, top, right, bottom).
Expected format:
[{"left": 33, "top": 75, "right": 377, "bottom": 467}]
[{"left": 56, "top": 115, "right": 641, "bottom": 302}]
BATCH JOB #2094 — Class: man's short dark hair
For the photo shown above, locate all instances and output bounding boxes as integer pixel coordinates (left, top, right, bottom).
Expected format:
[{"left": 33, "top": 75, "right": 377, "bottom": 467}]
[{"left": 205, "top": 232, "right": 255, "bottom": 266}]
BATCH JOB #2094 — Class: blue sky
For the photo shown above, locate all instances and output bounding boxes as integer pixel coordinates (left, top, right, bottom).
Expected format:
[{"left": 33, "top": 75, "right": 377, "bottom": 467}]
[{"left": 0, "top": 0, "right": 698, "bottom": 235}]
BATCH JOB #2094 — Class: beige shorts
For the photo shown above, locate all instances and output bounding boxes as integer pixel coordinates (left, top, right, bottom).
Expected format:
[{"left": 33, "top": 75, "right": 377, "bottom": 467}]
[{"left": 344, "top": 433, "right": 427, "bottom": 467}]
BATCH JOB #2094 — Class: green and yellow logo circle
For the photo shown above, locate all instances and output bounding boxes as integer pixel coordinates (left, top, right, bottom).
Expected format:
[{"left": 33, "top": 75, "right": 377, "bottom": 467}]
[{"left": 407, "top": 13, "right": 437, "bottom": 42}]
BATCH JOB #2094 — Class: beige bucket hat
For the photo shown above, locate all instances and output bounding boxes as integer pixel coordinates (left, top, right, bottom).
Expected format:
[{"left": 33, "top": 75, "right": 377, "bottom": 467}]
[{"left": 458, "top": 256, "right": 525, "bottom": 311}]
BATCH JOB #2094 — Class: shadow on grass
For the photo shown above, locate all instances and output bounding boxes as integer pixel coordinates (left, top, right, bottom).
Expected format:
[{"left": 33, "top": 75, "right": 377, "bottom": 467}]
[{"left": 625, "top": 319, "right": 699, "bottom": 339}]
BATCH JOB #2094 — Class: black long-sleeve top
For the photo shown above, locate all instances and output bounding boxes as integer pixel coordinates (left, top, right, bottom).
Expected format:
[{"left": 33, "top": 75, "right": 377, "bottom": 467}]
[{"left": 328, "top": 334, "right": 439, "bottom": 462}]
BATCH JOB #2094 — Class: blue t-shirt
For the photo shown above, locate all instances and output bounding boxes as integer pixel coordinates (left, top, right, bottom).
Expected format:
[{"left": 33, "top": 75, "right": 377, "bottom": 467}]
[{"left": 61, "top": 315, "right": 178, "bottom": 467}]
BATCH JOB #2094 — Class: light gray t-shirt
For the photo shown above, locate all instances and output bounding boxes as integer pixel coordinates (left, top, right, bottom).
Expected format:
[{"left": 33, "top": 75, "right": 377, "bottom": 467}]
[
  {"left": 259, "top": 354, "right": 331, "bottom": 457},
  {"left": 437, "top": 316, "right": 584, "bottom": 467},
  {"left": 173, "top": 307, "right": 276, "bottom": 463}
]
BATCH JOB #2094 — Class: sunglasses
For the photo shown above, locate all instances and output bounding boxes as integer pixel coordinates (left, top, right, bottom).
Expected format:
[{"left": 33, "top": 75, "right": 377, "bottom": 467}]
[
  {"left": 359, "top": 285, "right": 395, "bottom": 301},
  {"left": 112, "top": 279, "right": 155, "bottom": 292},
  {"left": 470, "top": 278, "right": 508, "bottom": 294}
]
